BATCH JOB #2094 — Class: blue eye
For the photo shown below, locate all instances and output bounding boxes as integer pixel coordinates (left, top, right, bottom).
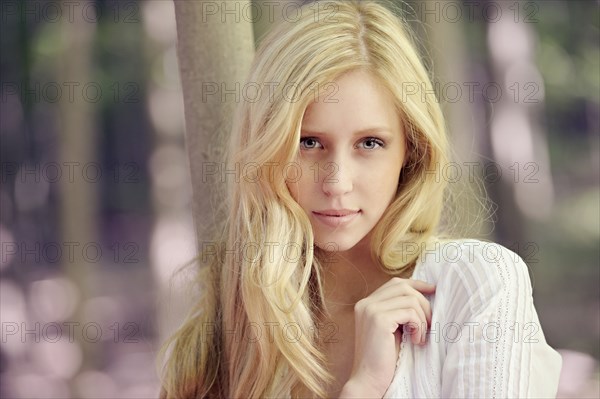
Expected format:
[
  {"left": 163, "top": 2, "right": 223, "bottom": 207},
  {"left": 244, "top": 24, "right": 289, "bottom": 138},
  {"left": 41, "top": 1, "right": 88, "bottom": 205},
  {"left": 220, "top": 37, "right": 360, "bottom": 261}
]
[
  {"left": 300, "top": 137, "right": 322, "bottom": 149},
  {"left": 361, "top": 137, "right": 385, "bottom": 150}
]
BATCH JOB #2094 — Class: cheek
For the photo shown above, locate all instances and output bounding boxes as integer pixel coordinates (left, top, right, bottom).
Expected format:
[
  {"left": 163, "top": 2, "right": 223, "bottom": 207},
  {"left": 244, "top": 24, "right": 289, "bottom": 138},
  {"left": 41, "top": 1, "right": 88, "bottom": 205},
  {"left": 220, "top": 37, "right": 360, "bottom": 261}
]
[
  {"left": 367, "top": 165, "right": 402, "bottom": 208},
  {"left": 368, "top": 177, "right": 398, "bottom": 205},
  {"left": 370, "top": 158, "right": 402, "bottom": 186}
]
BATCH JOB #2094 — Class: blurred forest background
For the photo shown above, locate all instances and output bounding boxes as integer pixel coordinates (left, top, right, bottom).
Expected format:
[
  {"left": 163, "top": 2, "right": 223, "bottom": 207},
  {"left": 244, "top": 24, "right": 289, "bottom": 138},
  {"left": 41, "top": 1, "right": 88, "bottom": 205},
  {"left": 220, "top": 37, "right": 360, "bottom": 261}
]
[{"left": 0, "top": 0, "right": 598, "bottom": 397}]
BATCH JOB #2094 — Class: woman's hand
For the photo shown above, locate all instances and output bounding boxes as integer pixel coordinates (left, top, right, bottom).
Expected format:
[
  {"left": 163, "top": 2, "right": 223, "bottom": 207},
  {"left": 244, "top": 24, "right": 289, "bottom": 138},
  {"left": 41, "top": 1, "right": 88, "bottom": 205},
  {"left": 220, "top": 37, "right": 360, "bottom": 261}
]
[{"left": 340, "top": 277, "right": 436, "bottom": 398}]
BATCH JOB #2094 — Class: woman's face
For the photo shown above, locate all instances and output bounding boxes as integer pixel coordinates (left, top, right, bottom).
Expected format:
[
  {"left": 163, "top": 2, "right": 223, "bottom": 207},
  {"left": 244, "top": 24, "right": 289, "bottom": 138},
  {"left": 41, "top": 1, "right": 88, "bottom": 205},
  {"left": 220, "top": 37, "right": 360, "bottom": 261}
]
[{"left": 286, "top": 69, "right": 406, "bottom": 252}]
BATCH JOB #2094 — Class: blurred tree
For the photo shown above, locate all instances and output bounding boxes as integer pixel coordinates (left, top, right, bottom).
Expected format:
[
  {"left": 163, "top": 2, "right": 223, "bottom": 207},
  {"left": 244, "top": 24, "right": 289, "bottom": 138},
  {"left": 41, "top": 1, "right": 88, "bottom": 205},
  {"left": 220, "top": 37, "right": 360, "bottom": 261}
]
[
  {"left": 57, "top": 0, "right": 99, "bottom": 387},
  {"left": 173, "top": 0, "right": 255, "bottom": 244}
]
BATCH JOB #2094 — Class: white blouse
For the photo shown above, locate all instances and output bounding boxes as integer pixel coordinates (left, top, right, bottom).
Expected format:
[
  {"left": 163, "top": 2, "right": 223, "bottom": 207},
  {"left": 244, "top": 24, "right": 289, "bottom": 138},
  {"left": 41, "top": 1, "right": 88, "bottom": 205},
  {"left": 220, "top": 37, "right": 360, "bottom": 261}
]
[{"left": 383, "top": 239, "right": 562, "bottom": 398}]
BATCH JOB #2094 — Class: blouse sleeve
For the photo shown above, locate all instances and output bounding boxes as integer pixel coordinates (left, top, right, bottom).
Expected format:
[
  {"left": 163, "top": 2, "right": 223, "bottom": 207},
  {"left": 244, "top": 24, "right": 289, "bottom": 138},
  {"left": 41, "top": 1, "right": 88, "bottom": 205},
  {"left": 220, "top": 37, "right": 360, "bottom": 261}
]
[{"left": 439, "top": 241, "right": 562, "bottom": 398}]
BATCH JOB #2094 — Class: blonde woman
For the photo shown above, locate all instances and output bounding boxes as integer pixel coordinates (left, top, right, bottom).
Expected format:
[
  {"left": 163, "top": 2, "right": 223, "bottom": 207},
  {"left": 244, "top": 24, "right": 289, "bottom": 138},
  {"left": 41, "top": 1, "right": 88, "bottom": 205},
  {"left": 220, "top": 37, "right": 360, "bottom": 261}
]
[{"left": 159, "top": 1, "right": 562, "bottom": 397}]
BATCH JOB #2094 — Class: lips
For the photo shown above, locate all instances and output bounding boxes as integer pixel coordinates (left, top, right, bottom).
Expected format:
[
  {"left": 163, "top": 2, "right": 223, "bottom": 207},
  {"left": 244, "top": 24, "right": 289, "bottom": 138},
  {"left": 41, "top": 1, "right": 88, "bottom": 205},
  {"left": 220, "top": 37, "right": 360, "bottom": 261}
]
[
  {"left": 314, "top": 209, "right": 360, "bottom": 217},
  {"left": 312, "top": 209, "right": 360, "bottom": 228}
]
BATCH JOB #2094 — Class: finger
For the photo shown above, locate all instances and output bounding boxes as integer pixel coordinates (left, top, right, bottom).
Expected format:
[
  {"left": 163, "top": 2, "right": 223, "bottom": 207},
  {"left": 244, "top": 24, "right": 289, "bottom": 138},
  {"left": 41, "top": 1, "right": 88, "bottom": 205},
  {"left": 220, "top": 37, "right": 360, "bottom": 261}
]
[
  {"left": 401, "top": 315, "right": 428, "bottom": 346},
  {"left": 374, "top": 278, "right": 436, "bottom": 301},
  {"left": 406, "top": 279, "right": 436, "bottom": 293},
  {"left": 365, "top": 283, "right": 433, "bottom": 325},
  {"left": 387, "top": 294, "right": 431, "bottom": 343},
  {"left": 403, "top": 321, "right": 426, "bottom": 345},
  {"left": 369, "top": 301, "right": 430, "bottom": 346},
  {"left": 393, "top": 308, "right": 426, "bottom": 346},
  {"left": 376, "top": 295, "right": 428, "bottom": 326},
  {"left": 370, "top": 305, "right": 424, "bottom": 336},
  {"left": 368, "top": 290, "right": 432, "bottom": 328},
  {"left": 377, "top": 277, "right": 435, "bottom": 292},
  {"left": 368, "top": 277, "right": 434, "bottom": 299}
]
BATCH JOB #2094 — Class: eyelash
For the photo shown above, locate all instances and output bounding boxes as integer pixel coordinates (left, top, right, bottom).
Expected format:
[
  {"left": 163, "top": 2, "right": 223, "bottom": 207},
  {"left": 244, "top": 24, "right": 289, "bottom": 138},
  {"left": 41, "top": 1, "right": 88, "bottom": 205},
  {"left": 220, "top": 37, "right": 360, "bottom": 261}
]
[{"left": 299, "top": 137, "right": 386, "bottom": 150}]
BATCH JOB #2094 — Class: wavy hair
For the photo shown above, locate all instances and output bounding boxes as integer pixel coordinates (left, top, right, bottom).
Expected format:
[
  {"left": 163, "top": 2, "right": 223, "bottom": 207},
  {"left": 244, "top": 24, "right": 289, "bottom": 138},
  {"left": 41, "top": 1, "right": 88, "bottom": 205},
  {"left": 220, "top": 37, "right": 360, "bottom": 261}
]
[{"left": 158, "top": 0, "right": 471, "bottom": 397}]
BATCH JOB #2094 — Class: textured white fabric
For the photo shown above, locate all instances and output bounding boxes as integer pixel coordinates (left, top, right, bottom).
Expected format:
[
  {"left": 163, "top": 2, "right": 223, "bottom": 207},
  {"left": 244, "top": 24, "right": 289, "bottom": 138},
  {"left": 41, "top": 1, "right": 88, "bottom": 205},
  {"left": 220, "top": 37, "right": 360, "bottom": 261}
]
[{"left": 383, "top": 239, "right": 562, "bottom": 399}]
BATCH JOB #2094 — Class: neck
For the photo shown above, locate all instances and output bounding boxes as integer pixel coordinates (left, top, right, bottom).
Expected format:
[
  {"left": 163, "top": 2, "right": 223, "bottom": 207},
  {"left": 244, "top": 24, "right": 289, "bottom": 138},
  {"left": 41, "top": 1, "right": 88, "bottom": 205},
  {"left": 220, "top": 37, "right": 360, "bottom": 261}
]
[{"left": 318, "top": 238, "right": 392, "bottom": 316}]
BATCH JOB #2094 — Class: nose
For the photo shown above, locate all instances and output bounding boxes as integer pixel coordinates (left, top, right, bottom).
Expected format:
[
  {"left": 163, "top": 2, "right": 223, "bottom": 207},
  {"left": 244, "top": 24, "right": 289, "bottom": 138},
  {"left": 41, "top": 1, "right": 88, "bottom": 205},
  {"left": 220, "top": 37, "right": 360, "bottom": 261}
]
[{"left": 320, "top": 157, "right": 353, "bottom": 197}]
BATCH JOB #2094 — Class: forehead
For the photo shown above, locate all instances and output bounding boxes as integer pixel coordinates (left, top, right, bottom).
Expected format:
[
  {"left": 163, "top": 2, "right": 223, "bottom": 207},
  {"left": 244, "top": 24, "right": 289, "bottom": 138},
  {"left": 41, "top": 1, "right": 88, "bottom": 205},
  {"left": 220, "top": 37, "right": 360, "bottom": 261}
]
[{"left": 301, "top": 70, "right": 402, "bottom": 135}]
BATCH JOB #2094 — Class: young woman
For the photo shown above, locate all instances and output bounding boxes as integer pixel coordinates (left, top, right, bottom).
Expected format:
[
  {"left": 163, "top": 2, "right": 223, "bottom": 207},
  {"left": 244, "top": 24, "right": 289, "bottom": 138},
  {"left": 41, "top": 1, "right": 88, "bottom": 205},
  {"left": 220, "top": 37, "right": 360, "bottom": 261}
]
[{"left": 159, "top": 1, "right": 562, "bottom": 397}]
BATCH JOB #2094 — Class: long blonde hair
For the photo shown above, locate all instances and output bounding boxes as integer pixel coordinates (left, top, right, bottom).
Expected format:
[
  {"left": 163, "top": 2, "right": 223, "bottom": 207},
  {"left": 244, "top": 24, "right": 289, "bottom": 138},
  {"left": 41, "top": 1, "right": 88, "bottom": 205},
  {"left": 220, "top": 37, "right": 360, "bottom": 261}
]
[{"left": 159, "top": 1, "right": 464, "bottom": 397}]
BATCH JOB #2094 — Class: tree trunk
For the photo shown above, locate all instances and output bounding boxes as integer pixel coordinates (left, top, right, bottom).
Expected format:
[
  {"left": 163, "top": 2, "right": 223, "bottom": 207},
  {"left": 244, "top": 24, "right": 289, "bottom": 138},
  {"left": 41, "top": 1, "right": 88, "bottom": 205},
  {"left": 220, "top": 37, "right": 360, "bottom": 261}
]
[
  {"left": 173, "top": 0, "right": 256, "bottom": 244},
  {"left": 57, "top": 0, "right": 98, "bottom": 386}
]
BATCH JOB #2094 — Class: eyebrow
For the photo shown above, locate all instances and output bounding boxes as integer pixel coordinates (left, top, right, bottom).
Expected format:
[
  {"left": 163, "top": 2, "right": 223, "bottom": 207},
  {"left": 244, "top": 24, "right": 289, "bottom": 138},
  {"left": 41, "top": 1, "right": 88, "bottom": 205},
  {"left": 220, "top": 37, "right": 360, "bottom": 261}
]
[{"left": 300, "top": 127, "right": 394, "bottom": 137}]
